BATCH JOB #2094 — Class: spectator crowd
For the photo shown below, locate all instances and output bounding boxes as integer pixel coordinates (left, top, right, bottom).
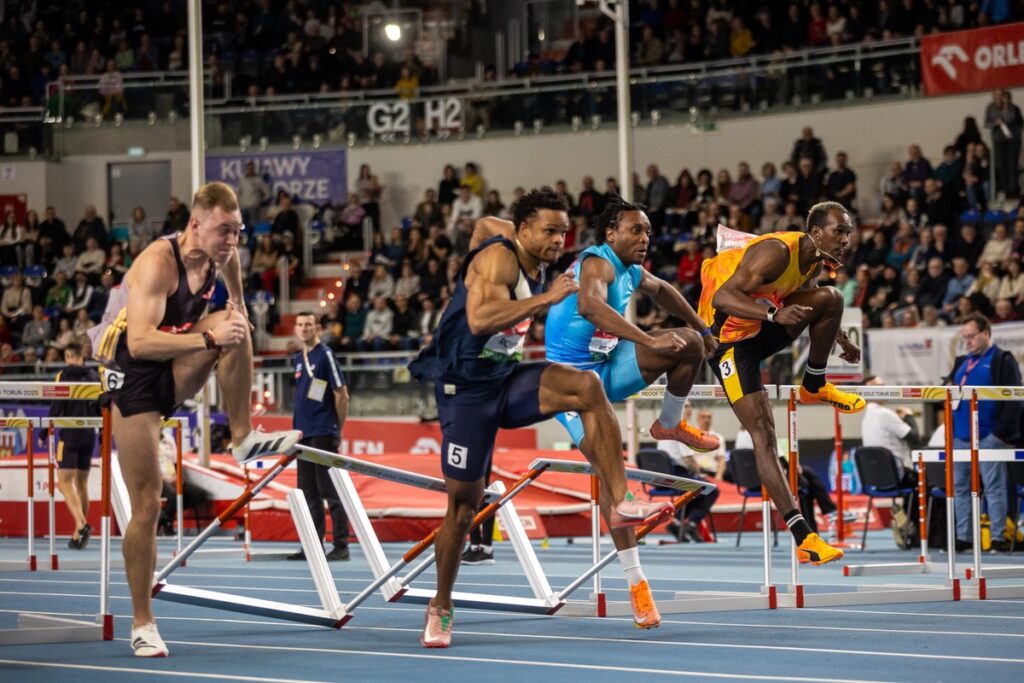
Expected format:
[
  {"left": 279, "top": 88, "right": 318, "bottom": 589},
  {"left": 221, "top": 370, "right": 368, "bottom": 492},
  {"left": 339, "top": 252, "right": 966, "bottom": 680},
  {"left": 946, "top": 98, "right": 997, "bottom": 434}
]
[
  {"left": 2, "top": 88, "right": 1023, "bottom": 375},
  {"left": 1, "top": 1, "right": 1015, "bottom": 112}
]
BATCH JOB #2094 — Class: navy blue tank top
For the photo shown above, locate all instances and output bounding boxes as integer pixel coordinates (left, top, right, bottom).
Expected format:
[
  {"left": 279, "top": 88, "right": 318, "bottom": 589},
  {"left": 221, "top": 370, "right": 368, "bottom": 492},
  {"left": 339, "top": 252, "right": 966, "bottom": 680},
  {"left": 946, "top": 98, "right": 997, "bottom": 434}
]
[
  {"left": 106, "top": 235, "right": 217, "bottom": 368},
  {"left": 408, "top": 237, "right": 544, "bottom": 386}
]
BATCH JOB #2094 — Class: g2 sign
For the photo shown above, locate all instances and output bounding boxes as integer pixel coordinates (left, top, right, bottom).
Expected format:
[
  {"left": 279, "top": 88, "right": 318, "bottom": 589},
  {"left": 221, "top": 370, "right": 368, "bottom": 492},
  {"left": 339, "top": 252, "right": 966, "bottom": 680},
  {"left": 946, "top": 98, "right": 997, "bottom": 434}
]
[{"left": 367, "top": 98, "right": 463, "bottom": 136}]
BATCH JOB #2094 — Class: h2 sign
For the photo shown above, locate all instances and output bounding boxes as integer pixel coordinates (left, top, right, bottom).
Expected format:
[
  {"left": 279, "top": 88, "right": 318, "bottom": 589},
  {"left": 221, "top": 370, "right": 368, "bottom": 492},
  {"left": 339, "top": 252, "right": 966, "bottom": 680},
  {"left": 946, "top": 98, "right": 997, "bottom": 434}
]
[{"left": 367, "top": 98, "right": 462, "bottom": 136}]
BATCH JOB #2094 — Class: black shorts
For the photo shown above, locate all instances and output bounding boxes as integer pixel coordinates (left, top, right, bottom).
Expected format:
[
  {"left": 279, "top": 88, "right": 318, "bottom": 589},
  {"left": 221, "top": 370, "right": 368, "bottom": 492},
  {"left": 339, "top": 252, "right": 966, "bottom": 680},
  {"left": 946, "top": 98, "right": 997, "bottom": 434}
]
[
  {"left": 435, "top": 362, "right": 552, "bottom": 482},
  {"left": 57, "top": 441, "right": 95, "bottom": 470},
  {"left": 710, "top": 322, "right": 796, "bottom": 406},
  {"left": 106, "top": 361, "right": 177, "bottom": 418}
]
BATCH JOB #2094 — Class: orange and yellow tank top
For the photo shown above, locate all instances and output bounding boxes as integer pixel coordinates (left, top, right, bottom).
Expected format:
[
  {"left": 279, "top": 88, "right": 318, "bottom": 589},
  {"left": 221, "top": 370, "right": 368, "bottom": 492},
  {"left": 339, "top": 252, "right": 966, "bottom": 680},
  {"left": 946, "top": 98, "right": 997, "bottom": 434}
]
[{"left": 697, "top": 231, "right": 815, "bottom": 344}]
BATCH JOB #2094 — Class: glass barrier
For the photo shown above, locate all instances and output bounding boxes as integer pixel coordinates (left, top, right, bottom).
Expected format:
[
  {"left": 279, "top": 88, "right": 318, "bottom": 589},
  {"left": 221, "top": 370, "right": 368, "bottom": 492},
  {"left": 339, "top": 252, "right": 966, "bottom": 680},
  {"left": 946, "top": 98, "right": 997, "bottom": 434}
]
[
  {"left": 0, "top": 107, "right": 46, "bottom": 157},
  {"left": 1, "top": 39, "right": 921, "bottom": 156},
  {"left": 203, "top": 38, "right": 921, "bottom": 148}
]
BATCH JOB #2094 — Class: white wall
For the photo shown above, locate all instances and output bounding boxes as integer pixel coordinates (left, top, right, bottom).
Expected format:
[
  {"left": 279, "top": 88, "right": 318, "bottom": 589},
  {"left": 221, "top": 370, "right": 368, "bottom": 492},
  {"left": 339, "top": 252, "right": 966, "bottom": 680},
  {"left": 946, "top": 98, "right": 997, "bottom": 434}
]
[
  {"left": 0, "top": 152, "right": 192, "bottom": 224},
  {"left": 0, "top": 160, "right": 47, "bottom": 207},
  {"left": 349, "top": 88, "right": 1023, "bottom": 229}
]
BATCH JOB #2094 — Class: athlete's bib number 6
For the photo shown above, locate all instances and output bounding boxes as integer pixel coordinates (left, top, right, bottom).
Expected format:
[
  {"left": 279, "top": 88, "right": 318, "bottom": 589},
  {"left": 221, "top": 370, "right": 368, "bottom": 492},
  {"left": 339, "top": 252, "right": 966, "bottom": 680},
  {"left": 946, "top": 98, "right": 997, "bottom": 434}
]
[{"left": 719, "top": 359, "right": 734, "bottom": 378}]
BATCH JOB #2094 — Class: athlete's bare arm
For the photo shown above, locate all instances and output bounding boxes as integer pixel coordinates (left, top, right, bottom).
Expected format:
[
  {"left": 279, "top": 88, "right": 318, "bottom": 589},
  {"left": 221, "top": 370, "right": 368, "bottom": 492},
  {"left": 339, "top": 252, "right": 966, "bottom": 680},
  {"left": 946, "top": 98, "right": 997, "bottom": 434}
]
[
  {"left": 577, "top": 256, "right": 657, "bottom": 346},
  {"left": 465, "top": 244, "right": 577, "bottom": 336},
  {"left": 220, "top": 248, "right": 248, "bottom": 313},
  {"left": 125, "top": 242, "right": 247, "bottom": 360},
  {"left": 469, "top": 216, "right": 514, "bottom": 251},
  {"left": 712, "top": 240, "right": 811, "bottom": 327}
]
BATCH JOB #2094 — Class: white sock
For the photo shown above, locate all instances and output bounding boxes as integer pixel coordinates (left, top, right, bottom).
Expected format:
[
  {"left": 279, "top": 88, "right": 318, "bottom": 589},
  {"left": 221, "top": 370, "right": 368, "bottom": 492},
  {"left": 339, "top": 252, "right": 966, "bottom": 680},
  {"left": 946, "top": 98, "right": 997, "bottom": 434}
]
[
  {"left": 480, "top": 545, "right": 493, "bottom": 555},
  {"left": 469, "top": 544, "right": 480, "bottom": 552},
  {"left": 617, "top": 547, "right": 646, "bottom": 586},
  {"left": 658, "top": 392, "right": 687, "bottom": 429}
]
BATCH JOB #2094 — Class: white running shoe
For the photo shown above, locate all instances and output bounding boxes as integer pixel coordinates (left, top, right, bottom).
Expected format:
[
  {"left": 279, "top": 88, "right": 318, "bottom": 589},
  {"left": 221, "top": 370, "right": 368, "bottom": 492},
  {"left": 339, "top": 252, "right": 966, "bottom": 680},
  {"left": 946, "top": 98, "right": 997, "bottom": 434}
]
[
  {"left": 230, "top": 428, "right": 302, "bottom": 464},
  {"left": 131, "top": 622, "right": 169, "bottom": 657}
]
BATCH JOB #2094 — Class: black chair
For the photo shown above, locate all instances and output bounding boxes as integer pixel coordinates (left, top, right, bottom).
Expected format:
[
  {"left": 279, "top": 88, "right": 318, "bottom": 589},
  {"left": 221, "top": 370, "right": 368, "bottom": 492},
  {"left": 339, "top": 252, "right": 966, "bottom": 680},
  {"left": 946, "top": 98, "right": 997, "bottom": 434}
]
[
  {"left": 636, "top": 449, "right": 717, "bottom": 543},
  {"left": 635, "top": 449, "right": 679, "bottom": 501},
  {"left": 852, "top": 447, "right": 915, "bottom": 550},
  {"left": 729, "top": 449, "right": 778, "bottom": 548},
  {"left": 923, "top": 461, "right": 947, "bottom": 541}
]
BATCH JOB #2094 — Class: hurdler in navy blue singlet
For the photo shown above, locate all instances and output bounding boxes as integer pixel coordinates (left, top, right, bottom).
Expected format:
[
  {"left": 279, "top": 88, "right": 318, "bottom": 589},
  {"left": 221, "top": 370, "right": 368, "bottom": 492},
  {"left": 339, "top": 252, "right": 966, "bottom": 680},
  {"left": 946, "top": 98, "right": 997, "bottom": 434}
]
[
  {"left": 92, "top": 235, "right": 217, "bottom": 417},
  {"left": 408, "top": 236, "right": 554, "bottom": 481}
]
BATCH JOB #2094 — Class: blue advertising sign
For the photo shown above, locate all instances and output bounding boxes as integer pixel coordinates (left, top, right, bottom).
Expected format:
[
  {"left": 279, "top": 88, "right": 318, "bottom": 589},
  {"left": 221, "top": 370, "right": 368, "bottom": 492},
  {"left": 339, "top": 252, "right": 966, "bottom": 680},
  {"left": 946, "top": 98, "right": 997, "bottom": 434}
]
[{"left": 205, "top": 150, "right": 348, "bottom": 206}]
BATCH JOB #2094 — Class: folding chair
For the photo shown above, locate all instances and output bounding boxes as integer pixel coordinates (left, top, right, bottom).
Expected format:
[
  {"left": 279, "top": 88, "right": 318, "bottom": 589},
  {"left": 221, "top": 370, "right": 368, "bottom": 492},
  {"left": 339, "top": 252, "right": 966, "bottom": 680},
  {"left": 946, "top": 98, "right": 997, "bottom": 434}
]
[{"left": 852, "top": 447, "right": 915, "bottom": 550}]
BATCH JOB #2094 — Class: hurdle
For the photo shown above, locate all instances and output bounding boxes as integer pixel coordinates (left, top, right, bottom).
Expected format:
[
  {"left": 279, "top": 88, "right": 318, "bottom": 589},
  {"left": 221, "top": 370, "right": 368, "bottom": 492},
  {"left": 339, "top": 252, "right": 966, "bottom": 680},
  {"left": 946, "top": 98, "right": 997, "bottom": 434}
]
[
  {"left": 776, "top": 385, "right": 960, "bottom": 608},
  {"left": 913, "top": 383, "right": 1024, "bottom": 602},
  {"left": 0, "top": 416, "right": 38, "bottom": 572},
  {"left": 296, "top": 445, "right": 568, "bottom": 614},
  {"left": 0, "top": 381, "right": 112, "bottom": 645},
  {"left": 839, "top": 385, "right": 958, "bottom": 579},
  {"left": 561, "top": 383, "right": 781, "bottom": 616},
  {"left": 149, "top": 450, "right": 356, "bottom": 627},
  {"left": 529, "top": 458, "right": 738, "bottom": 617}
]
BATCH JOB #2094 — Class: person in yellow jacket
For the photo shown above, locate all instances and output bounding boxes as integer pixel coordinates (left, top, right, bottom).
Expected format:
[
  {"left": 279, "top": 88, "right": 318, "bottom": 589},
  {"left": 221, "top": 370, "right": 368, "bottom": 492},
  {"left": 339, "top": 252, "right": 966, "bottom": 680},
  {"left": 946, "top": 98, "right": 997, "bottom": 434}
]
[{"left": 698, "top": 201, "right": 864, "bottom": 565}]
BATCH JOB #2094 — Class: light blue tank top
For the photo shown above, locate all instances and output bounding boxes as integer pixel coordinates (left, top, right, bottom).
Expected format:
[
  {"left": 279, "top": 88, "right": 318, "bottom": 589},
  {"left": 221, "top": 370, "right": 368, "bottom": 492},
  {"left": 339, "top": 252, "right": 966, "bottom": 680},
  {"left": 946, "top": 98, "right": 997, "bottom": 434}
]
[{"left": 545, "top": 243, "right": 643, "bottom": 369}]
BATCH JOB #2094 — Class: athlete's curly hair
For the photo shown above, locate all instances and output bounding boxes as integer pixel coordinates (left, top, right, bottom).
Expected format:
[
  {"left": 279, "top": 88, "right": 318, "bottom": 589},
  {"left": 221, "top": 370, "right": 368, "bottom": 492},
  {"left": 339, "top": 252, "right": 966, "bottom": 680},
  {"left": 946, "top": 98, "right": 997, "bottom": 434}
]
[
  {"left": 510, "top": 186, "right": 569, "bottom": 231},
  {"left": 594, "top": 195, "right": 647, "bottom": 244}
]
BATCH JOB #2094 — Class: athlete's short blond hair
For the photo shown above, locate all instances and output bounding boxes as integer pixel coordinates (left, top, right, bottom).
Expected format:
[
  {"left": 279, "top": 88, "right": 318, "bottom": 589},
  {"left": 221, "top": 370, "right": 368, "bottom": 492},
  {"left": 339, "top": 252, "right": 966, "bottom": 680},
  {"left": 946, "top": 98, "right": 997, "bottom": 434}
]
[{"left": 192, "top": 181, "right": 239, "bottom": 214}]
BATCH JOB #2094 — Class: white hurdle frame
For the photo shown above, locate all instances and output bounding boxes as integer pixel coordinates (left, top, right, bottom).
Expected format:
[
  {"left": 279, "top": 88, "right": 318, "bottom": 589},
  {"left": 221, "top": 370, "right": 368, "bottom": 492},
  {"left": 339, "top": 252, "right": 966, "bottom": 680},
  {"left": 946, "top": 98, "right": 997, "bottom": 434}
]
[
  {"left": 915, "top": 445, "right": 1024, "bottom": 600},
  {"left": 776, "top": 385, "right": 961, "bottom": 608},
  {"left": 0, "top": 381, "right": 112, "bottom": 645},
  {"left": 563, "top": 384, "right": 781, "bottom": 617},
  {"left": 297, "top": 445, "right": 565, "bottom": 614},
  {"left": 149, "top": 452, "right": 355, "bottom": 627}
]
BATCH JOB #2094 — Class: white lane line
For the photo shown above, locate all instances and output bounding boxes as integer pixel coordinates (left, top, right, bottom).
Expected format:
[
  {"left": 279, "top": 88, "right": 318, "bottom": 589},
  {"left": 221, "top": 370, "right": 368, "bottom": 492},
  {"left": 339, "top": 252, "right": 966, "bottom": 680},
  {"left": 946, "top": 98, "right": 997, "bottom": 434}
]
[
  {"left": 816, "top": 607, "right": 1024, "bottom": 620},
  {"left": 128, "top": 640, "right": 896, "bottom": 683},
  {"left": 5, "top": 608, "right": 1017, "bottom": 641},
  {"left": 0, "top": 659, "right": 329, "bottom": 683},
  {"left": 154, "top": 629, "right": 1024, "bottom": 666}
]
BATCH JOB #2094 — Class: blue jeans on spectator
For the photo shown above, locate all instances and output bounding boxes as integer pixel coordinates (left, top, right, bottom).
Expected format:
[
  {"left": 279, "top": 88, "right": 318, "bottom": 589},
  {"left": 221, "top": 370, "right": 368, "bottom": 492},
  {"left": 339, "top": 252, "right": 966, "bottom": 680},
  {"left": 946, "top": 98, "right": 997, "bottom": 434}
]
[
  {"left": 356, "top": 336, "right": 391, "bottom": 353},
  {"left": 953, "top": 435, "right": 1010, "bottom": 542}
]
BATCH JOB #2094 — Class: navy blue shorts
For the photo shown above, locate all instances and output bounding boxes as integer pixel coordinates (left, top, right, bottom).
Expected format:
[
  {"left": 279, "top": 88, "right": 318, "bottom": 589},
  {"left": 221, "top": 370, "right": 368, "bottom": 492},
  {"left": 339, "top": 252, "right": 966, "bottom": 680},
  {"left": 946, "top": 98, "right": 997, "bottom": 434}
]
[{"left": 435, "top": 362, "right": 552, "bottom": 482}]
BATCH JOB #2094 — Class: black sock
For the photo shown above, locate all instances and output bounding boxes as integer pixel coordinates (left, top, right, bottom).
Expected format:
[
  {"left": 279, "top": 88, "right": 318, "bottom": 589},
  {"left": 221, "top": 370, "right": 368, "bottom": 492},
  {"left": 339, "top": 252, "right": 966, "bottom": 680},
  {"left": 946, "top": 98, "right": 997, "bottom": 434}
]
[
  {"left": 802, "top": 361, "right": 827, "bottom": 393},
  {"left": 783, "top": 510, "right": 813, "bottom": 545}
]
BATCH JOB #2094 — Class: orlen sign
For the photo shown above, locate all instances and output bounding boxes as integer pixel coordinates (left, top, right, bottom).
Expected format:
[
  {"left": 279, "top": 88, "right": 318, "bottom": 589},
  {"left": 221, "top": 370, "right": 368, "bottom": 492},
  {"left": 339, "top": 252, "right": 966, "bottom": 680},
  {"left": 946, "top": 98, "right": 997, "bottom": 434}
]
[{"left": 922, "top": 22, "right": 1024, "bottom": 96}]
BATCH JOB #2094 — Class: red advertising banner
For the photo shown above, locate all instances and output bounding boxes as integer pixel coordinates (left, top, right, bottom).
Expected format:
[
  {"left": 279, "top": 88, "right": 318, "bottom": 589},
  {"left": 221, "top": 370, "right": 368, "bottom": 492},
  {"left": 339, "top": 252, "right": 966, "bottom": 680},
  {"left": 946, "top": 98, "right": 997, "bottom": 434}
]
[{"left": 921, "top": 22, "right": 1024, "bottom": 96}]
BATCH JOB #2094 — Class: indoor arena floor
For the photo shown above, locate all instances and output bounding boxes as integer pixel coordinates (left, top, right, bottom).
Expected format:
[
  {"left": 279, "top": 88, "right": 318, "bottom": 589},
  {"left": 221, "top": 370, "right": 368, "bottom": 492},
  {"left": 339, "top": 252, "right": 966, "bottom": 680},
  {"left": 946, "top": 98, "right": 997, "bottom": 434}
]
[{"left": 1, "top": 533, "right": 1022, "bottom": 682}]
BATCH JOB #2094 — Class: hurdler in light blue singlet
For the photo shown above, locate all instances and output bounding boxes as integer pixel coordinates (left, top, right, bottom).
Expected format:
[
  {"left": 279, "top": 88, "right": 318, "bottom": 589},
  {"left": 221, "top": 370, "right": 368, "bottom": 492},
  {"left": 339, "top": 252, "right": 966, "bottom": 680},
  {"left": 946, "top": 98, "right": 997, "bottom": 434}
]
[{"left": 545, "top": 243, "right": 644, "bottom": 370}]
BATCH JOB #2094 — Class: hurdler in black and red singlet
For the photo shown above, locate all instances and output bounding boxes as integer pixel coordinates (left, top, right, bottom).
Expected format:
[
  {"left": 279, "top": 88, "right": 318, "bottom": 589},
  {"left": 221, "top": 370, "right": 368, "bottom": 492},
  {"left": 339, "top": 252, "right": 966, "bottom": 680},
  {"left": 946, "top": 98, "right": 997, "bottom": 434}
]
[{"left": 89, "top": 234, "right": 216, "bottom": 418}]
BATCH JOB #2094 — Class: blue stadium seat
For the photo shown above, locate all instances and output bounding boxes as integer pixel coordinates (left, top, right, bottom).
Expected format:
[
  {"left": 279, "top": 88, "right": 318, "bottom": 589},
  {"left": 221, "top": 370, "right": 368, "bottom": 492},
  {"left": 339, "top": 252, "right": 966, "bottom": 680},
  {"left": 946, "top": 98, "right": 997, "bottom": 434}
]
[
  {"left": 0, "top": 264, "right": 18, "bottom": 286},
  {"left": 983, "top": 209, "right": 1008, "bottom": 227},
  {"left": 959, "top": 209, "right": 980, "bottom": 226}
]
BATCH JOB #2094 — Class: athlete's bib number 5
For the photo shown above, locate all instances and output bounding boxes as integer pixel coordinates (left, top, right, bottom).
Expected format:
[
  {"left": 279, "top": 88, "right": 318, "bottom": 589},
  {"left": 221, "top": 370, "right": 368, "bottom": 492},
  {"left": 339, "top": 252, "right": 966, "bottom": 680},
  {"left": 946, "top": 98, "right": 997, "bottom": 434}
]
[
  {"left": 447, "top": 443, "right": 468, "bottom": 470},
  {"left": 719, "top": 359, "right": 735, "bottom": 378}
]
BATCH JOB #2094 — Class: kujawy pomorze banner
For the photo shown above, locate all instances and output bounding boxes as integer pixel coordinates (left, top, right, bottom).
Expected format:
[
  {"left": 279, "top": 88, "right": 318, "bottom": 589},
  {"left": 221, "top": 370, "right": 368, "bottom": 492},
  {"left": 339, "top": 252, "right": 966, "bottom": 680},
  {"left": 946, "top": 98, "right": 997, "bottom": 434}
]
[{"left": 922, "top": 22, "right": 1024, "bottom": 96}]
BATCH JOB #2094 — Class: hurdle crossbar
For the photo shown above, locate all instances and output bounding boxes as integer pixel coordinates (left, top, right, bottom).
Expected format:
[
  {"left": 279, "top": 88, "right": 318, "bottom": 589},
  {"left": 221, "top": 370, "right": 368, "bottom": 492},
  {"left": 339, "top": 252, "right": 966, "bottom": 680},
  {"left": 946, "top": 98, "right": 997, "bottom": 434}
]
[
  {"left": 0, "top": 382, "right": 109, "bottom": 646},
  {"left": 777, "top": 385, "right": 961, "bottom": 608}
]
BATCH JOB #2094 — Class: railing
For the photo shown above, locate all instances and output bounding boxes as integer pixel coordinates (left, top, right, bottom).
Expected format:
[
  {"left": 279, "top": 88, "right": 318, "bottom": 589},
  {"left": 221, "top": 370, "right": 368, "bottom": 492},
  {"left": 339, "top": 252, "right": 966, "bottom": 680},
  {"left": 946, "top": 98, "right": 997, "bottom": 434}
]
[
  {"left": 0, "top": 70, "right": 227, "bottom": 156},
  {"left": 0, "top": 38, "right": 924, "bottom": 157},
  {"left": 202, "top": 36, "right": 921, "bottom": 147}
]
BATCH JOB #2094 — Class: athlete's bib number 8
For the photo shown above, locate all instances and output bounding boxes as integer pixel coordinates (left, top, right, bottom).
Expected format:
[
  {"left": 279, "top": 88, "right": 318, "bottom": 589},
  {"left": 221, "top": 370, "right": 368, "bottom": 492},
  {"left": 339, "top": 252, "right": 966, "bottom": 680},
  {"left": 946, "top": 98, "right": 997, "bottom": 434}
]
[{"left": 719, "top": 359, "right": 734, "bottom": 378}]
